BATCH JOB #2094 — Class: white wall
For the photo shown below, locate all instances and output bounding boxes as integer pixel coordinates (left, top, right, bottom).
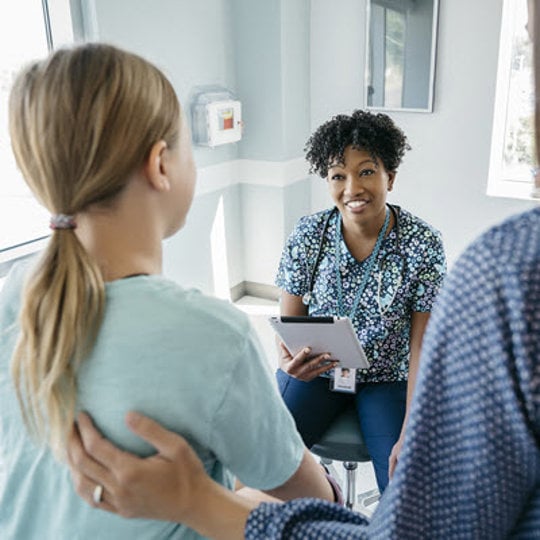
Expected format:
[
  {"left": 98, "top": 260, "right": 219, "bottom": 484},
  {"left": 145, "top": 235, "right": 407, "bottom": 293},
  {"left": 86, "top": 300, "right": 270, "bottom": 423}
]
[
  {"left": 84, "top": 0, "right": 245, "bottom": 294},
  {"left": 310, "top": 0, "right": 536, "bottom": 266},
  {"left": 85, "top": 0, "right": 312, "bottom": 294},
  {"left": 78, "top": 0, "right": 537, "bottom": 294}
]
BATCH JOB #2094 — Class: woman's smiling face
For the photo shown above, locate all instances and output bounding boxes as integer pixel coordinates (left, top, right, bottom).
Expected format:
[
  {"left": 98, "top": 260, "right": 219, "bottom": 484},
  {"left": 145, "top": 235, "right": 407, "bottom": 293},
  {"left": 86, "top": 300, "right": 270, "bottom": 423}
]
[{"left": 326, "top": 145, "right": 395, "bottom": 227}]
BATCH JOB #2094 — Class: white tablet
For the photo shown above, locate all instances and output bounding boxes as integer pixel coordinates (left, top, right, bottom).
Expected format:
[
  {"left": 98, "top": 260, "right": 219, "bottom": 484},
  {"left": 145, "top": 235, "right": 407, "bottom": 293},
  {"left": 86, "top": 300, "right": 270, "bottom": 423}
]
[{"left": 268, "top": 316, "right": 370, "bottom": 370}]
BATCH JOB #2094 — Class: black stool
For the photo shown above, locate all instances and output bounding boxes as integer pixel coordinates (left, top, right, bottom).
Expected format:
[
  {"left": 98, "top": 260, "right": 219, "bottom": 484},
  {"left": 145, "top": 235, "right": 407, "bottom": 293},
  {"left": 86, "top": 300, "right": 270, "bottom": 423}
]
[{"left": 311, "top": 406, "right": 379, "bottom": 510}]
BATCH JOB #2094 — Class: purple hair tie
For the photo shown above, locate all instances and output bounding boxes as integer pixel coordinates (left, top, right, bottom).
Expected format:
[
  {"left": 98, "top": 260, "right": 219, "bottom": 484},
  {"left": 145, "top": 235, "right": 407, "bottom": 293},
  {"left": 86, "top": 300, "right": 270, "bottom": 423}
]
[{"left": 50, "top": 214, "right": 77, "bottom": 230}]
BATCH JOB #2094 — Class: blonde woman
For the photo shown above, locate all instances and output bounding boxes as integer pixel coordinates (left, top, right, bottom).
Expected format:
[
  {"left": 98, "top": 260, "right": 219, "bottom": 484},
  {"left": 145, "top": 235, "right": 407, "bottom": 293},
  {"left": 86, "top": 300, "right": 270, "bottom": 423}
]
[{"left": 0, "top": 44, "right": 336, "bottom": 539}]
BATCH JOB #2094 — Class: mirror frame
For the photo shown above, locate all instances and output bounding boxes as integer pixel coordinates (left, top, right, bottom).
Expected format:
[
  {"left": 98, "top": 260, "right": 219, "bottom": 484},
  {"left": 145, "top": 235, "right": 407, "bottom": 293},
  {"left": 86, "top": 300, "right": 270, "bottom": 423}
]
[{"left": 364, "top": 0, "right": 440, "bottom": 113}]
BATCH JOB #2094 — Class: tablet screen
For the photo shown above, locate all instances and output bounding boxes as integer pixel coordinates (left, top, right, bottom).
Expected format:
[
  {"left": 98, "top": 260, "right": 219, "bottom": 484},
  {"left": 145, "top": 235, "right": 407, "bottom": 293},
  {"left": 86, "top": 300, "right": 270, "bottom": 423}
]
[{"left": 268, "top": 316, "right": 369, "bottom": 370}]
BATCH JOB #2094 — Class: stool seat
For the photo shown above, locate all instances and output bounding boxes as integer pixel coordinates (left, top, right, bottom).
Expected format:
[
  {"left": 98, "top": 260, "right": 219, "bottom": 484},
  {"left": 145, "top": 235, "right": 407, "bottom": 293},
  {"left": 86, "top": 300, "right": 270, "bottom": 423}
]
[
  {"left": 310, "top": 406, "right": 378, "bottom": 511},
  {"left": 311, "top": 407, "right": 370, "bottom": 462}
]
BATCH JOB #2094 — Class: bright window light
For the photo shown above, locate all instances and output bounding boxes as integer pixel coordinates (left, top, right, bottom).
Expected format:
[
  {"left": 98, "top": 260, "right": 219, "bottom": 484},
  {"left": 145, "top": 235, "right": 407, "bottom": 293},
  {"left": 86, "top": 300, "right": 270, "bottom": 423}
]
[
  {"left": 210, "top": 196, "right": 231, "bottom": 300},
  {"left": 488, "top": 0, "right": 536, "bottom": 200},
  {"left": 0, "top": 1, "right": 73, "bottom": 264}
]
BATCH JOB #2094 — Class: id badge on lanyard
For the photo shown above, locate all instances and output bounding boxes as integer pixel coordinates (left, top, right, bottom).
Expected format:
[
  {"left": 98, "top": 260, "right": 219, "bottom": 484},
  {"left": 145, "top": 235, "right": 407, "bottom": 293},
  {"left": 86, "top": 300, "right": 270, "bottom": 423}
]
[{"left": 330, "top": 367, "right": 357, "bottom": 394}]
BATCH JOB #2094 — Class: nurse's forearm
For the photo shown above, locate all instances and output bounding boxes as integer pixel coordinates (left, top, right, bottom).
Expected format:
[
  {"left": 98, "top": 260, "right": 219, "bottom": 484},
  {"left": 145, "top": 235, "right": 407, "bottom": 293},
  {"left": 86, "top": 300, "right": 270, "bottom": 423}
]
[
  {"left": 402, "top": 311, "right": 430, "bottom": 430},
  {"left": 405, "top": 349, "right": 420, "bottom": 412}
]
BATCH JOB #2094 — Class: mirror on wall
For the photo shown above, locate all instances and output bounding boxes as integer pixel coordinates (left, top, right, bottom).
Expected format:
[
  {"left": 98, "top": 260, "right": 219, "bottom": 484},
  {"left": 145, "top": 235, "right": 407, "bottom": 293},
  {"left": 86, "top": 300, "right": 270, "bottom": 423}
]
[{"left": 365, "top": 0, "right": 439, "bottom": 112}]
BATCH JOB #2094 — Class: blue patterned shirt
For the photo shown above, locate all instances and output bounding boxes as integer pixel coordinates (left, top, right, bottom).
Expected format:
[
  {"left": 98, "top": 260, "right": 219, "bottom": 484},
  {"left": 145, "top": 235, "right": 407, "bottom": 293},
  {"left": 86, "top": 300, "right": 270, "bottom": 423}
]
[
  {"left": 248, "top": 207, "right": 540, "bottom": 539},
  {"left": 275, "top": 206, "right": 446, "bottom": 382}
]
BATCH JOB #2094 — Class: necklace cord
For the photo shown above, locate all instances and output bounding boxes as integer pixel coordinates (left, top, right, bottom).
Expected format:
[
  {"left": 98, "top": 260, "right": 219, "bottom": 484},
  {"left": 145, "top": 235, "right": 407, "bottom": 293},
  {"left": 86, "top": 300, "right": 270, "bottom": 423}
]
[{"left": 335, "top": 207, "right": 391, "bottom": 318}]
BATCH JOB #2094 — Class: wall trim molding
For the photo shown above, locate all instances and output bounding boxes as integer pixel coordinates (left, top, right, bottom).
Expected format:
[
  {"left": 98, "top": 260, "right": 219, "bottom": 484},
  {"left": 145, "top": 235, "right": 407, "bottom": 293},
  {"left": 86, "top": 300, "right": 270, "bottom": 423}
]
[{"left": 195, "top": 157, "right": 309, "bottom": 196}]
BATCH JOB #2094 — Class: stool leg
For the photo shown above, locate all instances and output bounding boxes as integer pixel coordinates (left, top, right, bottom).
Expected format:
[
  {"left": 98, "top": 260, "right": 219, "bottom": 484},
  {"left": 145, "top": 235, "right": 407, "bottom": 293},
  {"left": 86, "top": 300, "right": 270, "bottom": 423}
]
[
  {"left": 358, "top": 489, "right": 380, "bottom": 508},
  {"left": 343, "top": 461, "right": 357, "bottom": 510}
]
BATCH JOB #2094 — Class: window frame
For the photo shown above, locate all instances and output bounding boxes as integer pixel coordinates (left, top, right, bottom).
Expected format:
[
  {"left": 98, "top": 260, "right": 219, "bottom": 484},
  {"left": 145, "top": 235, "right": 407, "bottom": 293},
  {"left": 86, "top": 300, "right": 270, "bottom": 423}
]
[
  {"left": 0, "top": 0, "right": 75, "bottom": 274},
  {"left": 487, "top": 0, "right": 538, "bottom": 201}
]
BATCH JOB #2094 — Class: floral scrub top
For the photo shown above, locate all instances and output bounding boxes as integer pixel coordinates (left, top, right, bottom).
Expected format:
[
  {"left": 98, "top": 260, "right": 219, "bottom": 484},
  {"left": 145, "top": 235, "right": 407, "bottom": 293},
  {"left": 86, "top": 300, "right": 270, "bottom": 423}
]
[{"left": 275, "top": 205, "right": 446, "bottom": 383}]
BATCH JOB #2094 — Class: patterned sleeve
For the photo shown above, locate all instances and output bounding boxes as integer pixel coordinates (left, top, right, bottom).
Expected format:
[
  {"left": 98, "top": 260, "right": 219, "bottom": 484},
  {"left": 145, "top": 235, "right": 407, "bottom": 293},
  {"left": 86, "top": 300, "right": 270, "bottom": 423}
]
[
  {"left": 275, "top": 218, "right": 311, "bottom": 297},
  {"left": 245, "top": 499, "right": 370, "bottom": 539},
  {"left": 412, "top": 229, "right": 446, "bottom": 312},
  {"left": 366, "top": 222, "right": 540, "bottom": 538}
]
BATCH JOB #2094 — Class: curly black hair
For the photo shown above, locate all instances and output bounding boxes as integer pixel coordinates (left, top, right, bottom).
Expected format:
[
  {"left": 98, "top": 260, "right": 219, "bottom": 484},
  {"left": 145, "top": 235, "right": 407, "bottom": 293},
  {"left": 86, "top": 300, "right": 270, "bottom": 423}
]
[{"left": 304, "top": 110, "right": 411, "bottom": 177}]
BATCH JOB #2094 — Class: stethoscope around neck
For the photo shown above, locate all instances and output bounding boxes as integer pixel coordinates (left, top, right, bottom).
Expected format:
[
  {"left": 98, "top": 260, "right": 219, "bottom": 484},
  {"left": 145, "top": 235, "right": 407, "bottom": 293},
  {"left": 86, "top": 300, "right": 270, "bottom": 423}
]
[{"left": 302, "top": 204, "right": 405, "bottom": 319}]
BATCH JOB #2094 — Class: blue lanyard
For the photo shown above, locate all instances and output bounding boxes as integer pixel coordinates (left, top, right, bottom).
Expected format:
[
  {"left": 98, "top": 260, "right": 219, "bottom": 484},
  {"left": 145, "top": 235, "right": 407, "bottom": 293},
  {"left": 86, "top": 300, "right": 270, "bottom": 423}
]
[{"left": 335, "top": 207, "right": 390, "bottom": 318}]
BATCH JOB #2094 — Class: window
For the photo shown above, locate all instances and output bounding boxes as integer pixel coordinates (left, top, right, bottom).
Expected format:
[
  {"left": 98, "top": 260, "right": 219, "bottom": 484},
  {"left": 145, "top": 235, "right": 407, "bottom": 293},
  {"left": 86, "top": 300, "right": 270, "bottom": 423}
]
[
  {"left": 365, "top": 0, "right": 438, "bottom": 113},
  {"left": 488, "top": 0, "right": 536, "bottom": 200},
  {"left": 367, "top": 3, "right": 406, "bottom": 109},
  {"left": 383, "top": 8, "right": 405, "bottom": 109},
  {"left": 0, "top": 0, "right": 73, "bottom": 271}
]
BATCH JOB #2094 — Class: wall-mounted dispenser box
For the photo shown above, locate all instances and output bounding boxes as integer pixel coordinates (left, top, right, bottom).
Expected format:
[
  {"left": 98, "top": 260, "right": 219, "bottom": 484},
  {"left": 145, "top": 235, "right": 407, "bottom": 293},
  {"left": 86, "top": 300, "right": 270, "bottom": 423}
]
[{"left": 191, "top": 88, "right": 242, "bottom": 147}]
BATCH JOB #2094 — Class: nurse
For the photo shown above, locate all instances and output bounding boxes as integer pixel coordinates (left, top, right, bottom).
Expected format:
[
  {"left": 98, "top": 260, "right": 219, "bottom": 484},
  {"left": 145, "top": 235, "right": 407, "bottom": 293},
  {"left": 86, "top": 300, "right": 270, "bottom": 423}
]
[{"left": 275, "top": 110, "right": 447, "bottom": 491}]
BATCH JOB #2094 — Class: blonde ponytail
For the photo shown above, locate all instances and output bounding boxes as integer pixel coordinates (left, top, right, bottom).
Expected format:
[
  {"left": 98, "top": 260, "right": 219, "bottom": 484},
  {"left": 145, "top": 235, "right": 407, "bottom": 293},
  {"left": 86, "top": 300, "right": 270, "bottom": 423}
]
[
  {"left": 8, "top": 44, "right": 180, "bottom": 457},
  {"left": 12, "top": 232, "right": 104, "bottom": 456}
]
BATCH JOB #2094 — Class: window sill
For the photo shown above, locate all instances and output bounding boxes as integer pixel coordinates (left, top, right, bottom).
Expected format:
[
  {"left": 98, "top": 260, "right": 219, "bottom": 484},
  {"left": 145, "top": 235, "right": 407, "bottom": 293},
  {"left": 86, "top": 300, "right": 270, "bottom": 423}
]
[{"left": 487, "top": 179, "right": 539, "bottom": 201}]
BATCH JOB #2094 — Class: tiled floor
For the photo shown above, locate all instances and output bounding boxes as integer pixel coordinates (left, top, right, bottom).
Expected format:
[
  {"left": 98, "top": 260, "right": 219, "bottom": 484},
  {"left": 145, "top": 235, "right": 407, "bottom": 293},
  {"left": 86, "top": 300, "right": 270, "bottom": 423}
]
[{"left": 235, "top": 296, "right": 379, "bottom": 517}]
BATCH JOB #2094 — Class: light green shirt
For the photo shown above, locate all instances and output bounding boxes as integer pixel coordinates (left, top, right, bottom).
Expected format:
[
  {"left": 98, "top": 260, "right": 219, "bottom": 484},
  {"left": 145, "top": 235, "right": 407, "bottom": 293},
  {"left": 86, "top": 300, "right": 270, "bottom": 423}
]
[{"left": 0, "top": 262, "right": 304, "bottom": 539}]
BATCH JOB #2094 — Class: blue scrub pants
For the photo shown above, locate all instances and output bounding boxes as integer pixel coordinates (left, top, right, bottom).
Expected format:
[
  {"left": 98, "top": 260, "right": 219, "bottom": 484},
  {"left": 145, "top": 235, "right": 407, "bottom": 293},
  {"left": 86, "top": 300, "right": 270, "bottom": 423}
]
[{"left": 276, "top": 369, "right": 407, "bottom": 492}]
